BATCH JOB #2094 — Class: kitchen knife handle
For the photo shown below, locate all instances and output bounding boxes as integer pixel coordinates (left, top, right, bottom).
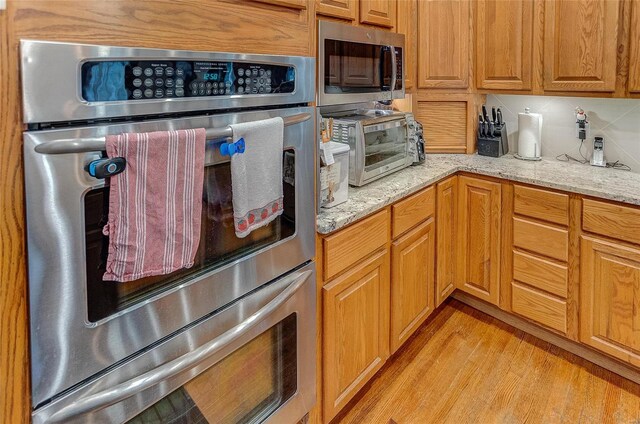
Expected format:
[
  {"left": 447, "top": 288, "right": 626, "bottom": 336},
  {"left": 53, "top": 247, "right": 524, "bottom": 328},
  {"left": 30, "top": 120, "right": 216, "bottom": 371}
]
[{"left": 482, "top": 105, "right": 489, "bottom": 122}]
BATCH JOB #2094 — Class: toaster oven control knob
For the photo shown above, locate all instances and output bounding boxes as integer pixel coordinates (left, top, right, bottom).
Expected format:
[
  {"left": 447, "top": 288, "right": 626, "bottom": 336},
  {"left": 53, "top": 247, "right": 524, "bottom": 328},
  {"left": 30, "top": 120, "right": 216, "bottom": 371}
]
[{"left": 87, "top": 157, "right": 126, "bottom": 179}]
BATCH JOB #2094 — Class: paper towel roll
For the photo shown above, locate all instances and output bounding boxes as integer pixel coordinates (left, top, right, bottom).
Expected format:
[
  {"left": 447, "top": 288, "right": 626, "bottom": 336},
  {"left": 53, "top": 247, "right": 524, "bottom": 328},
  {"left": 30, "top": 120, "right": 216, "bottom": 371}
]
[{"left": 517, "top": 108, "right": 542, "bottom": 159}]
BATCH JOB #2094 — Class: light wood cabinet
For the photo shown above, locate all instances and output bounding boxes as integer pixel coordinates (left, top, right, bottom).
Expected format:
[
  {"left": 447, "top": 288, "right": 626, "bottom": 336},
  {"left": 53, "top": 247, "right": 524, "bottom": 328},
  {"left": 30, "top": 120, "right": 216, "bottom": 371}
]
[
  {"left": 582, "top": 199, "right": 640, "bottom": 246},
  {"left": 457, "top": 176, "right": 502, "bottom": 305},
  {"left": 390, "top": 219, "right": 435, "bottom": 353},
  {"left": 316, "top": 0, "right": 358, "bottom": 20},
  {"left": 416, "top": 100, "right": 468, "bottom": 153},
  {"left": 508, "top": 184, "right": 572, "bottom": 336},
  {"left": 323, "top": 209, "right": 389, "bottom": 280},
  {"left": 543, "top": 0, "right": 620, "bottom": 92},
  {"left": 323, "top": 248, "right": 390, "bottom": 422},
  {"left": 396, "top": 0, "right": 417, "bottom": 89},
  {"left": 580, "top": 236, "right": 640, "bottom": 367},
  {"left": 360, "top": 0, "right": 396, "bottom": 28},
  {"left": 629, "top": 0, "right": 640, "bottom": 93},
  {"left": 417, "top": 0, "right": 471, "bottom": 89},
  {"left": 251, "top": 0, "right": 307, "bottom": 9},
  {"left": 391, "top": 186, "right": 435, "bottom": 238},
  {"left": 436, "top": 176, "right": 457, "bottom": 306},
  {"left": 476, "top": 0, "right": 534, "bottom": 90}
]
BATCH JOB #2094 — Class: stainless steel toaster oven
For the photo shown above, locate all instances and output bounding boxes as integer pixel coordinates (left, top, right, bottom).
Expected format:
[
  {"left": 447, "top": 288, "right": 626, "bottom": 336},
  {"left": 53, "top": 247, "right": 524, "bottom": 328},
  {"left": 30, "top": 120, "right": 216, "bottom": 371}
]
[{"left": 330, "top": 110, "right": 412, "bottom": 186}]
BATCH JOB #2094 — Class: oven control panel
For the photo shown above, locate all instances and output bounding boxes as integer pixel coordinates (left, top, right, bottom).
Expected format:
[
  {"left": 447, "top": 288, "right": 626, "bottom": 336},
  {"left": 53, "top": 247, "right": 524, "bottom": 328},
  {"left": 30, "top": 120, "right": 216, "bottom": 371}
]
[{"left": 81, "top": 60, "right": 296, "bottom": 102}]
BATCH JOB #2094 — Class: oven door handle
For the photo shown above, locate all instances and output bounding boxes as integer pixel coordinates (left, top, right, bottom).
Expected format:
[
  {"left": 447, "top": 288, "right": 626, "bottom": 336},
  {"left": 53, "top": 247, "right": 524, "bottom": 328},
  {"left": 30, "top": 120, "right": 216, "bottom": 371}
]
[{"left": 47, "top": 269, "right": 313, "bottom": 423}]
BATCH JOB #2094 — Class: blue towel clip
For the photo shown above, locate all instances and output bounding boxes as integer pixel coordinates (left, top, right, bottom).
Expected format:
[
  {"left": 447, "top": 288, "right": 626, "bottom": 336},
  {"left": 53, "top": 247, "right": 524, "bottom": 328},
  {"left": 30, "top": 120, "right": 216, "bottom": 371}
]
[{"left": 220, "top": 138, "right": 246, "bottom": 157}]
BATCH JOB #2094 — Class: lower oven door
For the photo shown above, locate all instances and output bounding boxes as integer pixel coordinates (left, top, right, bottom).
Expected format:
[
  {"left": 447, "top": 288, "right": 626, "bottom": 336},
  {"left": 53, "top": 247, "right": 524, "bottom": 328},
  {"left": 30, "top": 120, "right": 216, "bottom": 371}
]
[
  {"left": 33, "top": 262, "right": 316, "bottom": 424},
  {"left": 23, "top": 106, "right": 315, "bottom": 406},
  {"left": 352, "top": 118, "right": 409, "bottom": 186}
]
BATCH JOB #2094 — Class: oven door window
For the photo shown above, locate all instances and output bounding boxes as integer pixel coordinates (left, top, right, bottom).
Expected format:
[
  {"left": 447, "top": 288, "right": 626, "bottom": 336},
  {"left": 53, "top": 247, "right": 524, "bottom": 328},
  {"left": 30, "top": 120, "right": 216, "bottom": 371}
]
[
  {"left": 125, "top": 313, "right": 297, "bottom": 424},
  {"left": 363, "top": 122, "right": 407, "bottom": 171},
  {"left": 324, "top": 39, "right": 392, "bottom": 94},
  {"left": 85, "top": 150, "right": 296, "bottom": 323}
]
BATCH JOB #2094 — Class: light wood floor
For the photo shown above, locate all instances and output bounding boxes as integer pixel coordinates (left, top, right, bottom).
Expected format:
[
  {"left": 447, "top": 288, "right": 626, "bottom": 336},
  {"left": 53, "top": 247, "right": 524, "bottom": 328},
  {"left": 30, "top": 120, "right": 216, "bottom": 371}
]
[{"left": 333, "top": 300, "right": 640, "bottom": 424}]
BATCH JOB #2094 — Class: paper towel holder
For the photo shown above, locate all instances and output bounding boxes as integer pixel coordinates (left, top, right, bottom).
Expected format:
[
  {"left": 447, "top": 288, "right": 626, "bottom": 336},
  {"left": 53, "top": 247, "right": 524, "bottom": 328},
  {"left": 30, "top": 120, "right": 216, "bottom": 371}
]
[{"left": 515, "top": 107, "right": 542, "bottom": 161}]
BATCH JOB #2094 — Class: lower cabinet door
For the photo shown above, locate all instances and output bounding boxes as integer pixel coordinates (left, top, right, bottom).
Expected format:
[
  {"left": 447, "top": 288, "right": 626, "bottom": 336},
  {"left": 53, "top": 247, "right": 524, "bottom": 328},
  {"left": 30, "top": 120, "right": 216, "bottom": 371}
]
[
  {"left": 436, "top": 176, "right": 457, "bottom": 306},
  {"left": 580, "top": 236, "right": 640, "bottom": 368},
  {"left": 457, "top": 176, "right": 502, "bottom": 305},
  {"left": 391, "top": 219, "right": 435, "bottom": 353},
  {"left": 322, "top": 248, "right": 390, "bottom": 422}
]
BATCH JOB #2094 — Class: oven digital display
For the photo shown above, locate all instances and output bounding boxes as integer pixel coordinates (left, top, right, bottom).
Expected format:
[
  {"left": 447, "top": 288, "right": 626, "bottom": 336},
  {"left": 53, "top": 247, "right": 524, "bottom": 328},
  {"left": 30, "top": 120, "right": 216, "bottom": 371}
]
[{"left": 81, "top": 59, "right": 295, "bottom": 102}]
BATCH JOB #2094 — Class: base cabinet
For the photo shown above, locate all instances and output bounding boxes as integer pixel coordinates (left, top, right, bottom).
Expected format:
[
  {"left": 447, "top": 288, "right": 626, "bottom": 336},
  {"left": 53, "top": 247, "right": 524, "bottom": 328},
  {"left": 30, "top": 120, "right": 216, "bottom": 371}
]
[
  {"left": 457, "top": 176, "right": 502, "bottom": 305},
  {"left": 322, "top": 248, "right": 390, "bottom": 422},
  {"left": 436, "top": 176, "right": 457, "bottom": 306},
  {"left": 580, "top": 236, "right": 640, "bottom": 367},
  {"left": 390, "top": 219, "right": 435, "bottom": 353}
]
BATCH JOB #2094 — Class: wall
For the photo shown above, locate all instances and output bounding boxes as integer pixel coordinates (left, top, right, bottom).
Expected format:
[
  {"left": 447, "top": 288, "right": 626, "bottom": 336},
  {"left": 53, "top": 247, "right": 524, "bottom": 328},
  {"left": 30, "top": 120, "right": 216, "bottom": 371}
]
[
  {"left": 0, "top": 1, "right": 313, "bottom": 422},
  {"left": 485, "top": 94, "right": 640, "bottom": 171}
]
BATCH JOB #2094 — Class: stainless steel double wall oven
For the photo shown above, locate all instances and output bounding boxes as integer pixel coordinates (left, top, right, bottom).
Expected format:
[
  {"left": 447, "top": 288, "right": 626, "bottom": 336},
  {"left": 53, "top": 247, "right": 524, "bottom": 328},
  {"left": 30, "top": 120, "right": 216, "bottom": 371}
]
[{"left": 21, "top": 41, "right": 316, "bottom": 424}]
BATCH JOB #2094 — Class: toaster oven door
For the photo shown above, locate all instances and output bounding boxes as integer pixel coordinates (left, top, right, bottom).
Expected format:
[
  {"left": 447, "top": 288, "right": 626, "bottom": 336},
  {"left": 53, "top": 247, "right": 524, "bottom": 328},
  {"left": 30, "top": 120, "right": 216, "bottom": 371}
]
[{"left": 352, "top": 118, "right": 409, "bottom": 186}]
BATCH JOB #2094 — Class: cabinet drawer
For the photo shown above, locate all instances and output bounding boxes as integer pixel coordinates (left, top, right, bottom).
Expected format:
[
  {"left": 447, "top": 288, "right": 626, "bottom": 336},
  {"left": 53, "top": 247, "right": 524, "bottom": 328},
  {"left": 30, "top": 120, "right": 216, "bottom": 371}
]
[
  {"left": 324, "top": 209, "right": 390, "bottom": 280},
  {"left": 514, "top": 185, "right": 568, "bottom": 226},
  {"left": 583, "top": 199, "right": 640, "bottom": 246},
  {"left": 513, "top": 217, "right": 568, "bottom": 262},
  {"left": 392, "top": 186, "right": 435, "bottom": 238},
  {"left": 513, "top": 250, "right": 568, "bottom": 298},
  {"left": 511, "top": 282, "right": 567, "bottom": 334}
]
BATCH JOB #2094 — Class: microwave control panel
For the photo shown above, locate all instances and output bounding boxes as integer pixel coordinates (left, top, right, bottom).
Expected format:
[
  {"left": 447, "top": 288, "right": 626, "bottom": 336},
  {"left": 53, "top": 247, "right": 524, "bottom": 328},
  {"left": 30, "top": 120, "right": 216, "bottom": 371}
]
[
  {"left": 81, "top": 60, "right": 296, "bottom": 102},
  {"left": 394, "top": 47, "right": 403, "bottom": 90}
]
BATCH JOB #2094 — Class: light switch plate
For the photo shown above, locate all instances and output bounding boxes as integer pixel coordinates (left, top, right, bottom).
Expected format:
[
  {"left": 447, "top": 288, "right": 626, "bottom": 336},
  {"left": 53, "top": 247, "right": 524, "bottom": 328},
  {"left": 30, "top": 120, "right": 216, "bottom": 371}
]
[{"left": 0, "top": 0, "right": 5, "bottom": 10}]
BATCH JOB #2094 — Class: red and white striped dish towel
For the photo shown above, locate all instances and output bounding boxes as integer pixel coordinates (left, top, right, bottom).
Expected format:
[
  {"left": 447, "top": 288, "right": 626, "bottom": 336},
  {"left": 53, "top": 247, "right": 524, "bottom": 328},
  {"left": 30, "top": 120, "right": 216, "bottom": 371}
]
[{"left": 102, "top": 129, "right": 206, "bottom": 282}]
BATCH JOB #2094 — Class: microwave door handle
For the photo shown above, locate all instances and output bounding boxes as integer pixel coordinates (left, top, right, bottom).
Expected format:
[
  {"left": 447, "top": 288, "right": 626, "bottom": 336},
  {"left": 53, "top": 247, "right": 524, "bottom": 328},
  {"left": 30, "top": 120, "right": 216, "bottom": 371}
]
[
  {"left": 378, "top": 46, "right": 386, "bottom": 91},
  {"left": 390, "top": 46, "right": 397, "bottom": 95},
  {"left": 46, "top": 269, "right": 313, "bottom": 424}
]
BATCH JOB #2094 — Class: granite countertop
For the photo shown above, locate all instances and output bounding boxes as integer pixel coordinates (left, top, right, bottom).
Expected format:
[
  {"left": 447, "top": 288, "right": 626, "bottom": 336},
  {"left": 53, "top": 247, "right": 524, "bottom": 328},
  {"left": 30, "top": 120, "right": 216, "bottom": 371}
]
[{"left": 317, "top": 154, "right": 640, "bottom": 234}]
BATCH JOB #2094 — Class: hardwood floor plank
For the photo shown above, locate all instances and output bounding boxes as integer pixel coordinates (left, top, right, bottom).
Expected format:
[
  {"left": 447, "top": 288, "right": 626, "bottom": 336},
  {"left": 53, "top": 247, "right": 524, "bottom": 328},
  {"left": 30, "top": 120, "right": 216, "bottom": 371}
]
[{"left": 333, "top": 299, "right": 640, "bottom": 424}]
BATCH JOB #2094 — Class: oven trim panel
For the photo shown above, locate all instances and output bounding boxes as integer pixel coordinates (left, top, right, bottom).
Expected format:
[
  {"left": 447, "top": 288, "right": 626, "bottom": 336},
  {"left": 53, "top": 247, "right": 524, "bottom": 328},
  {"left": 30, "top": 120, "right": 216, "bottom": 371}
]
[
  {"left": 20, "top": 40, "right": 315, "bottom": 124},
  {"left": 24, "top": 106, "right": 315, "bottom": 405}
]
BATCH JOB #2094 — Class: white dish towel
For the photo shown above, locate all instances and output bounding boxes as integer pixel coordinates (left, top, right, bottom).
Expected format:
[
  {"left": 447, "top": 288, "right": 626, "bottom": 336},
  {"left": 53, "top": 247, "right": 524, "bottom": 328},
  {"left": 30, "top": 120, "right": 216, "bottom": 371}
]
[{"left": 229, "top": 117, "right": 284, "bottom": 238}]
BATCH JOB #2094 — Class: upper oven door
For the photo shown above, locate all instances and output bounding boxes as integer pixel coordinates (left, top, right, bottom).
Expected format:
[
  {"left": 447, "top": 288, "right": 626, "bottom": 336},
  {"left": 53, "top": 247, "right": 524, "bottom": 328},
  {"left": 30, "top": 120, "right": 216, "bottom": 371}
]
[
  {"left": 318, "top": 20, "right": 405, "bottom": 106},
  {"left": 23, "top": 106, "right": 315, "bottom": 406}
]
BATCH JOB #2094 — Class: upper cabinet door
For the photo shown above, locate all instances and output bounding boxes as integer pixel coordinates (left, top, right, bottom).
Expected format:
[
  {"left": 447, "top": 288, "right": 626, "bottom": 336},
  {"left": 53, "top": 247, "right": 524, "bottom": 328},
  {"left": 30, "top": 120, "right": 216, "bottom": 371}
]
[
  {"left": 543, "top": 0, "right": 620, "bottom": 92},
  {"left": 417, "top": 0, "right": 471, "bottom": 89},
  {"left": 396, "top": 0, "right": 417, "bottom": 88},
  {"left": 628, "top": 0, "right": 640, "bottom": 93},
  {"left": 476, "top": 0, "right": 534, "bottom": 90},
  {"left": 316, "top": 0, "right": 358, "bottom": 20},
  {"left": 360, "top": 0, "right": 396, "bottom": 28}
]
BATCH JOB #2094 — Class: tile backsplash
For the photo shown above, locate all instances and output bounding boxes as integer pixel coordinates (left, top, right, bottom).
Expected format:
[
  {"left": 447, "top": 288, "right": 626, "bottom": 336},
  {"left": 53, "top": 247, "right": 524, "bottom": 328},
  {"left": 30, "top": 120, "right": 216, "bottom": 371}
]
[{"left": 485, "top": 94, "right": 640, "bottom": 172}]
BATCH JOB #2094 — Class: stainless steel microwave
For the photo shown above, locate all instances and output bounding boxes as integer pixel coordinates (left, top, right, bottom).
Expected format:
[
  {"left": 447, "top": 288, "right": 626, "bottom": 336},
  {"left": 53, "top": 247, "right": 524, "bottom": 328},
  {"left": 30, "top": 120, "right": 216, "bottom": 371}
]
[
  {"left": 330, "top": 110, "right": 412, "bottom": 186},
  {"left": 318, "top": 20, "right": 405, "bottom": 106}
]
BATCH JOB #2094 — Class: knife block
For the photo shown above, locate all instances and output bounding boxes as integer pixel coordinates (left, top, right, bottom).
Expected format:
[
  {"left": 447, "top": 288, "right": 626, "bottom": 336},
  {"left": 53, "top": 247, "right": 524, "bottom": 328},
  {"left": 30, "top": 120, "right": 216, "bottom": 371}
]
[{"left": 477, "top": 123, "right": 509, "bottom": 158}]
